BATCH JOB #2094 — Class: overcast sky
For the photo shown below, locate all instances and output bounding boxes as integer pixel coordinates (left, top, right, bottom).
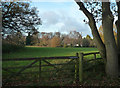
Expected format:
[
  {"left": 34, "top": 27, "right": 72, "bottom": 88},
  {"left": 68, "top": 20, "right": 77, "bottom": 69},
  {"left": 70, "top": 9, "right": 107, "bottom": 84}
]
[{"left": 30, "top": 1, "right": 97, "bottom": 37}]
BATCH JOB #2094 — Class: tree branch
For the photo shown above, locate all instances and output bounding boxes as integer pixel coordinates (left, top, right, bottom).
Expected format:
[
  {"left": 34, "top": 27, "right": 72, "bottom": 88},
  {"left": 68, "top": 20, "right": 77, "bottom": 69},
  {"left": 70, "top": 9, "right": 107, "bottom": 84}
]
[
  {"left": 74, "top": 0, "right": 106, "bottom": 59},
  {"left": 75, "top": 0, "right": 93, "bottom": 20}
]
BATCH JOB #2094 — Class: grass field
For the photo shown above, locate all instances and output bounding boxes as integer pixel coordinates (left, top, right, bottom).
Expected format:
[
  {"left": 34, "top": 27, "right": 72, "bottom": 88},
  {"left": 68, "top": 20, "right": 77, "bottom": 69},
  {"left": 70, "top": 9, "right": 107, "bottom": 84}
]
[
  {"left": 2, "top": 47, "right": 120, "bottom": 86},
  {"left": 2, "top": 46, "right": 98, "bottom": 59},
  {"left": 2, "top": 47, "right": 99, "bottom": 86}
]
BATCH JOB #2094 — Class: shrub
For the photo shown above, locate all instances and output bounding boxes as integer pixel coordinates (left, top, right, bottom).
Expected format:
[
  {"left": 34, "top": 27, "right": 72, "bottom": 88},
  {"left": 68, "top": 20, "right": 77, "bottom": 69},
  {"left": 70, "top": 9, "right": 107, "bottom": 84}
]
[{"left": 2, "top": 41, "right": 25, "bottom": 53}]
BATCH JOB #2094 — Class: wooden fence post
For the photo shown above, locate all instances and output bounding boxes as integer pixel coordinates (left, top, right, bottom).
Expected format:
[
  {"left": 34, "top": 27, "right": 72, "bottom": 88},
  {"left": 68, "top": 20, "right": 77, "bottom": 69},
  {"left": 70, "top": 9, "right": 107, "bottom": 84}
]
[
  {"left": 75, "top": 53, "right": 79, "bottom": 83},
  {"left": 39, "top": 59, "right": 41, "bottom": 83},
  {"left": 94, "top": 54, "right": 96, "bottom": 72},
  {"left": 94, "top": 54, "right": 96, "bottom": 59},
  {"left": 79, "top": 53, "right": 83, "bottom": 83}
]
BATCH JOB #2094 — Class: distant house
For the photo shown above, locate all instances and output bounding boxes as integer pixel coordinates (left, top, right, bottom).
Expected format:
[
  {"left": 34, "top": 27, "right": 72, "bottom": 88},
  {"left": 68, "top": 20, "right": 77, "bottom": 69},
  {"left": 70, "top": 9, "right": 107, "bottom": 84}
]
[
  {"left": 74, "top": 44, "right": 80, "bottom": 47},
  {"left": 75, "top": 44, "right": 79, "bottom": 47},
  {"left": 67, "top": 44, "right": 71, "bottom": 46},
  {"left": 80, "top": 44, "right": 83, "bottom": 47}
]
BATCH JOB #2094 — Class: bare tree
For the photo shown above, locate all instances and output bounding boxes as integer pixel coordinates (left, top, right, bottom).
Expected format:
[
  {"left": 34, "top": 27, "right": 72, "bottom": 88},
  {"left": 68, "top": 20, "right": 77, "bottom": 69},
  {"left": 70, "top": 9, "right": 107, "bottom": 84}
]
[{"left": 51, "top": 36, "right": 61, "bottom": 47}]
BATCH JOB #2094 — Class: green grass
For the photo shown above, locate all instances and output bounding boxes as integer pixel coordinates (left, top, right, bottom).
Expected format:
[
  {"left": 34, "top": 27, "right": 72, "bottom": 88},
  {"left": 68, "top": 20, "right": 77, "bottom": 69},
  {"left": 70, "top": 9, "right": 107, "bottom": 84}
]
[
  {"left": 2, "top": 47, "right": 100, "bottom": 86},
  {"left": 2, "top": 47, "right": 98, "bottom": 59},
  {"left": 4, "top": 47, "right": 120, "bottom": 86}
]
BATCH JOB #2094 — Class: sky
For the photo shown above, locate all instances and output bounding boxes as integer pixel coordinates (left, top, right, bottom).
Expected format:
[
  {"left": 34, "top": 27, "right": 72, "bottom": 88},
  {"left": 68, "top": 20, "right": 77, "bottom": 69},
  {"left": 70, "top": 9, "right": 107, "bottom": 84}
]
[
  {"left": 30, "top": 1, "right": 93, "bottom": 37},
  {"left": 29, "top": 0, "right": 119, "bottom": 38},
  {"left": 29, "top": 1, "right": 118, "bottom": 37}
]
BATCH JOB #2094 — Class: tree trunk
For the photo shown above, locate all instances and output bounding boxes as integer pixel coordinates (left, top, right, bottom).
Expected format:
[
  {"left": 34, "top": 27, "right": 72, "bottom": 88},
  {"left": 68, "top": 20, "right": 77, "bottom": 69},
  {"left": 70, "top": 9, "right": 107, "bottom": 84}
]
[
  {"left": 89, "top": 18, "right": 106, "bottom": 59},
  {"left": 115, "top": 1, "right": 120, "bottom": 75},
  {"left": 74, "top": 0, "right": 106, "bottom": 59},
  {"left": 116, "top": 1, "right": 120, "bottom": 52},
  {"left": 102, "top": 2, "right": 119, "bottom": 77}
]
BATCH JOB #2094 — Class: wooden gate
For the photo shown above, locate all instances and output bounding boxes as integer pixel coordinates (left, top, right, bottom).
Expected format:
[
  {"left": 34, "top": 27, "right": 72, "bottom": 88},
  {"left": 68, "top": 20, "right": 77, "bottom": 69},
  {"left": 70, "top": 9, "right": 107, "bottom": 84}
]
[{"left": 2, "top": 54, "right": 79, "bottom": 86}]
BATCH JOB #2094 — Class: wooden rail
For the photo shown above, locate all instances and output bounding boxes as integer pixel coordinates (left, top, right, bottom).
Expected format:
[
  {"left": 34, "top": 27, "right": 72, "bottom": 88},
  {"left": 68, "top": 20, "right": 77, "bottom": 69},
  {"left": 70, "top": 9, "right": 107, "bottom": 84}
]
[
  {"left": 2, "top": 56, "right": 78, "bottom": 61},
  {"left": 82, "top": 52, "right": 100, "bottom": 56},
  {"left": 2, "top": 55, "right": 79, "bottom": 86},
  {"left": 2, "top": 52, "right": 102, "bottom": 86}
]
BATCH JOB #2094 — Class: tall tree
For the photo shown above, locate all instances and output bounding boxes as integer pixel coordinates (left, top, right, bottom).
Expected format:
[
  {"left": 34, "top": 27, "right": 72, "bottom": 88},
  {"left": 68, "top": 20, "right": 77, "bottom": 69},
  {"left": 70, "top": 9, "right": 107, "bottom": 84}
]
[
  {"left": 51, "top": 36, "right": 61, "bottom": 47},
  {"left": 55, "top": 32, "right": 61, "bottom": 38},
  {"left": 26, "top": 32, "right": 32, "bottom": 45},
  {"left": 2, "top": 2, "right": 41, "bottom": 37},
  {"left": 40, "top": 34, "right": 50, "bottom": 47},
  {"left": 31, "top": 32, "right": 39, "bottom": 45},
  {"left": 75, "top": 0, "right": 119, "bottom": 77},
  {"left": 5, "top": 31, "right": 25, "bottom": 46},
  {"left": 102, "top": 1, "right": 118, "bottom": 77},
  {"left": 115, "top": 1, "right": 120, "bottom": 52},
  {"left": 82, "top": 38, "right": 90, "bottom": 47},
  {"left": 86, "top": 35, "right": 95, "bottom": 47},
  {"left": 98, "top": 24, "right": 117, "bottom": 43},
  {"left": 75, "top": 0, "right": 106, "bottom": 59},
  {"left": 115, "top": 1, "right": 120, "bottom": 71},
  {"left": 69, "top": 31, "right": 82, "bottom": 46}
]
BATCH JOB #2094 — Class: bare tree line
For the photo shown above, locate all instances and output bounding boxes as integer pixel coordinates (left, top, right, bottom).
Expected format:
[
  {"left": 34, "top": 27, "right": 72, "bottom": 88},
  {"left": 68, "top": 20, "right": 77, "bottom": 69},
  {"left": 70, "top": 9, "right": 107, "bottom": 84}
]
[{"left": 3, "top": 31, "right": 96, "bottom": 48}]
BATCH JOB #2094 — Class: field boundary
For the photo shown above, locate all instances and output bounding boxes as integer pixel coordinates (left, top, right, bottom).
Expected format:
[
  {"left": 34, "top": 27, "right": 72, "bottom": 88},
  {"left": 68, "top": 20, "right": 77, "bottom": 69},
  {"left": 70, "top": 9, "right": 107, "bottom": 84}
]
[
  {"left": 3, "top": 55, "right": 79, "bottom": 86},
  {"left": 2, "top": 52, "right": 102, "bottom": 86}
]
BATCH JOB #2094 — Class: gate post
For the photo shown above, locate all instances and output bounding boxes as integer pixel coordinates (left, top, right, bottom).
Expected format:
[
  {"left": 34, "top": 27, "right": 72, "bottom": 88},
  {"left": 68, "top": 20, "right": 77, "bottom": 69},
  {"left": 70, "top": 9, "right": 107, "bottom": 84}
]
[
  {"left": 79, "top": 53, "right": 83, "bottom": 83},
  {"left": 75, "top": 53, "right": 79, "bottom": 83},
  {"left": 94, "top": 53, "right": 96, "bottom": 72},
  {"left": 39, "top": 59, "right": 41, "bottom": 83}
]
